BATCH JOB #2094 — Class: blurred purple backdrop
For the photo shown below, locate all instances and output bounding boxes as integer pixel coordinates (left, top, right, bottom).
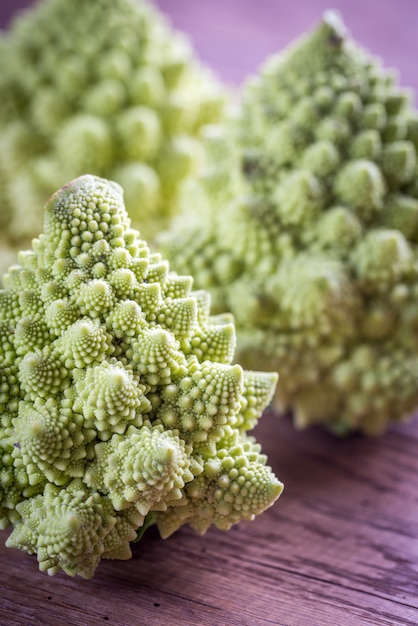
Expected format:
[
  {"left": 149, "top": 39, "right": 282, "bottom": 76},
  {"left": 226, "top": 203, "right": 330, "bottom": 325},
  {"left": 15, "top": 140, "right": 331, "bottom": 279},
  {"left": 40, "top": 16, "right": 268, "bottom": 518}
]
[{"left": 1, "top": 0, "right": 417, "bottom": 96}]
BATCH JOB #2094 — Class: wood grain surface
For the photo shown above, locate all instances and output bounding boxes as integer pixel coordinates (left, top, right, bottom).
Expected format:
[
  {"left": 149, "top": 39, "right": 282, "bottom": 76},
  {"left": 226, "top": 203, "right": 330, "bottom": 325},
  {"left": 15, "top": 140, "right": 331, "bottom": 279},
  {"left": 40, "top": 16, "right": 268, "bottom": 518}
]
[{"left": 1, "top": 411, "right": 417, "bottom": 626}]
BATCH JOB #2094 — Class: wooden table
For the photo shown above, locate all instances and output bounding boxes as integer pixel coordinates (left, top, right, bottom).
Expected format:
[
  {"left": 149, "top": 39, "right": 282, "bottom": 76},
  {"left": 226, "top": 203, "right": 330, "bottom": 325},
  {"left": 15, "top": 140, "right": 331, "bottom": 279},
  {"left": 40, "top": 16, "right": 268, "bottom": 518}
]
[{"left": 1, "top": 412, "right": 417, "bottom": 625}]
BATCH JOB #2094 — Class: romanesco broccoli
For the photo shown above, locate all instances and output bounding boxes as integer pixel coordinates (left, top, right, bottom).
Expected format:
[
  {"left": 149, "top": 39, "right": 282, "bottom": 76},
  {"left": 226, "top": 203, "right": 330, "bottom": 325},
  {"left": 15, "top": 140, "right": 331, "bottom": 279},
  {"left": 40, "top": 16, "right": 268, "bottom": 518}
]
[
  {"left": 161, "top": 11, "right": 418, "bottom": 435},
  {"left": 0, "top": 0, "right": 225, "bottom": 267},
  {"left": 0, "top": 175, "right": 282, "bottom": 578}
]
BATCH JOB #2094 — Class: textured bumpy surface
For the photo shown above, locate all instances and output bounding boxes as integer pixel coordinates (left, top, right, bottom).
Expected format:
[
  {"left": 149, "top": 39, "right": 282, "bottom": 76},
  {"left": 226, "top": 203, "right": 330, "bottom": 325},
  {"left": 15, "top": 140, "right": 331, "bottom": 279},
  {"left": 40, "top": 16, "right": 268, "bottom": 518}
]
[
  {"left": 161, "top": 12, "right": 418, "bottom": 435},
  {"left": 0, "top": 175, "right": 282, "bottom": 578},
  {"left": 0, "top": 0, "right": 225, "bottom": 260}
]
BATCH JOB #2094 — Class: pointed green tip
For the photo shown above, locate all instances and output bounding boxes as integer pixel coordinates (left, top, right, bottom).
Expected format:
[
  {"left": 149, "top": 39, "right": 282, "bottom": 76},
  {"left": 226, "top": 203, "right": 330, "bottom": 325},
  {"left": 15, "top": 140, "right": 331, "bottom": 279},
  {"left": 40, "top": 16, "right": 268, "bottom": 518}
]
[
  {"left": 44, "top": 175, "right": 124, "bottom": 222},
  {"left": 66, "top": 513, "right": 81, "bottom": 532},
  {"left": 48, "top": 174, "right": 122, "bottom": 202},
  {"left": 322, "top": 9, "right": 347, "bottom": 39},
  {"left": 263, "top": 370, "right": 279, "bottom": 387},
  {"left": 313, "top": 9, "right": 348, "bottom": 51},
  {"left": 30, "top": 420, "right": 44, "bottom": 436},
  {"left": 79, "top": 321, "right": 91, "bottom": 337},
  {"left": 23, "top": 354, "right": 38, "bottom": 372},
  {"left": 271, "top": 479, "right": 284, "bottom": 500},
  {"left": 157, "top": 443, "right": 177, "bottom": 465},
  {"left": 109, "top": 369, "right": 128, "bottom": 388},
  {"left": 262, "top": 8, "right": 351, "bottom": 82}
]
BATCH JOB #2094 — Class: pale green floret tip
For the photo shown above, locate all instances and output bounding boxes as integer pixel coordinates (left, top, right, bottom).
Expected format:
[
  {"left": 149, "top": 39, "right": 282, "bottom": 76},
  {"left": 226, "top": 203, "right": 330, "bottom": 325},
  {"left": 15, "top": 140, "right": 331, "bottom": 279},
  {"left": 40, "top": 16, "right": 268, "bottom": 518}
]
[
  {"left": 74, "top": 360, "right": 151, "bottom": 440},
  {"left": 0, "top": 0, "right": 227, "bottom": 274},
  {"left": 84, "top": 422, "right": 194, "bottom": 515},
  {"left": 11, "top": 397, "right": 92, "bottom": 486},
  {"left": 5, "top": 479, "right": 140, "bottom": 578},
  {"left": 19, "top": 348, "right": 70, "bottom": 400},
  {"left": 0, "top": 175, "right": 281, "bottom": 577},
  {"left": 161, "top": 11, "right": 418, "bottom": 435},
  {"left": 156, "top": 426, "right": 284, "bottom": 537}
]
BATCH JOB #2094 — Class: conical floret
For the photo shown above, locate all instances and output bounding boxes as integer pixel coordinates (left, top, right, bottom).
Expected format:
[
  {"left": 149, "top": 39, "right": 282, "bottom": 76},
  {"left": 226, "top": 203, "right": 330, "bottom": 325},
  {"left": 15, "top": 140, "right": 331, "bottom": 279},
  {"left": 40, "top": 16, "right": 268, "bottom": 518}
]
[
  {"left": 0, "top": 175, "right": 282, "bottom": 577},
  {"left": 162, "top": 12, "right": 418, "bottom": 435},
  {"left": 0, "top": 0, "right": 226, "bottom": 270}
]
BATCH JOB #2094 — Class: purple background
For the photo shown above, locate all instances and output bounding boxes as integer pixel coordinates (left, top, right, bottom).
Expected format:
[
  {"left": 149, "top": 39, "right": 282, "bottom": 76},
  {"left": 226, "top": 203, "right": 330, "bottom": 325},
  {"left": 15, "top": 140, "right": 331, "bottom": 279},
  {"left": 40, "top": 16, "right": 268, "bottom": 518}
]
[{"left": 0, "top": 0, "right": 417, "bottom": 96}]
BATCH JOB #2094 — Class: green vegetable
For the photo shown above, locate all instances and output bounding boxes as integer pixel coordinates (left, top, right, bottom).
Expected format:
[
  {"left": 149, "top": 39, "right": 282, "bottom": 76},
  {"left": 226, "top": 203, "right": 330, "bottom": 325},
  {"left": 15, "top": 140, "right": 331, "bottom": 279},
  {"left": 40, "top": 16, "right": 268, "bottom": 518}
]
[
  {"left": 0, "top": 0, "right": 225, "bottom": 266},
  {"left": 161, "top": 12, "right": 418, "bottom": 435},
  {"left": 0, "top": 175, "right": 282, "bottom": 578}
]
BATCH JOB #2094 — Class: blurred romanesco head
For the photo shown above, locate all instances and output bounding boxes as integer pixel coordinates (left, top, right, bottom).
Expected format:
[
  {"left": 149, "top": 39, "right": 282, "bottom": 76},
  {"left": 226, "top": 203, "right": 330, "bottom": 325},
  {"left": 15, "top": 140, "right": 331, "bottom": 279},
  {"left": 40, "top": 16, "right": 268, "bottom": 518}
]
[
  {"left": 161, "top": 12, "right": 418, "bottom": 436},
  {"left": 0, "top": 0, "right": 225, "bottom": 260},
  {"left": 0, "top": 175, "right": 282, "bottom": 578}
]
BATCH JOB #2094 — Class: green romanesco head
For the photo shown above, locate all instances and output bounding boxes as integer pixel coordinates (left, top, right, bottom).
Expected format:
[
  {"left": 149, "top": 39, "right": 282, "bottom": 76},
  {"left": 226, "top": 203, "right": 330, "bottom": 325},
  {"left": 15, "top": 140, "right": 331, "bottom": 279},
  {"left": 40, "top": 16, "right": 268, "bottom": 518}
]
[
  {"left": 161, "top": 12, "right": 418, "bottom": 436},
  {"left": 0, "top": 175, "right": 282, "bottom": 578},
  {"left": 0, "top": 0, "right": 226, "bottom": 270}
]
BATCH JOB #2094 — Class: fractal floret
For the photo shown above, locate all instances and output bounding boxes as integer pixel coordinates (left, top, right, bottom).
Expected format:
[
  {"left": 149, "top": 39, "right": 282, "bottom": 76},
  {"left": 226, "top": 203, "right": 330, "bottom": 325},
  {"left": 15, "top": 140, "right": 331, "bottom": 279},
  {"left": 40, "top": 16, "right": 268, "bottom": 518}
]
[
  {"left": 161, "top": 12, "right": 418, "bottom": 435},
  {"left": 0, "top": 175, "right": 282, "bottom": 578},
  {"left": 0, "top": 0, "right": 225, "bottom": 262}
]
